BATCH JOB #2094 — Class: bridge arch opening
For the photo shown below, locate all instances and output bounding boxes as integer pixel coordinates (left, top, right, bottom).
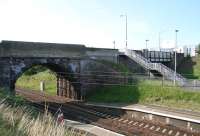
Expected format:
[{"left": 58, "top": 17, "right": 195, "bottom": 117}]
[
  {"left": 14, "top": 63, "right": 80, "bottom": 100},
  {"left": 15, "top": 65, "right": 57, "bottom": 95}
]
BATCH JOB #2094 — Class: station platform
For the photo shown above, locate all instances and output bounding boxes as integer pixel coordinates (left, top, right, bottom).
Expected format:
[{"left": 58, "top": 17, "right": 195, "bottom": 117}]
[
  {"left": 64, "top": 119, "right": 125, "bottom": 136},
  {"left": 85, "top": 103, "right": 200, "bottom": 124}
]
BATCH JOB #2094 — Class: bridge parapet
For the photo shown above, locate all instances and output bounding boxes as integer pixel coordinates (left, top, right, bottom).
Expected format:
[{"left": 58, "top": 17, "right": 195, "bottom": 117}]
[{"left": 0, "top": 40, "right": 86, "bottom": 58}]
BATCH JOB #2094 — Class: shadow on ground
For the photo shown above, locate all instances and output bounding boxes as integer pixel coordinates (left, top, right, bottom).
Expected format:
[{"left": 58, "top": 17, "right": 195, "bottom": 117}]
[
  {"left": 85, "top": 77, "right": 140, "bottom": 104},
  {"left": 177, "top": 56, "right": 198, "bottom": 79}
]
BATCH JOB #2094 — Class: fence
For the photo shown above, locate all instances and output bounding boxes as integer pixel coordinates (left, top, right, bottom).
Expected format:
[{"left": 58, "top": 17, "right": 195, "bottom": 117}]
[
  {"left": 18, "top": 71, "right": 200, "bottom": 91},
  {"left": 124, "top": 49, "right": 187, "bottom": 86}
]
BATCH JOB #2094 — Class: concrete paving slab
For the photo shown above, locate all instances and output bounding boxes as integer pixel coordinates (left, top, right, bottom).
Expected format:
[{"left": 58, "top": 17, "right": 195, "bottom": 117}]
[
  {"left": 85, "top": 103, "right": 200, "bottom": 124},
  {"left": 64, "top": 119, "right": 125, "bottom": 136}
]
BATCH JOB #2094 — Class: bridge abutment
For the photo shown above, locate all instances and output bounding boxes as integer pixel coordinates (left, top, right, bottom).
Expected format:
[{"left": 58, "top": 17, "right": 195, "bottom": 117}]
[
  {"left": 0, "top": 57, "right": 83, "bottom": 100},
  {"left": 0, "top": 40, "right": 121, "bottom": 100},
  {"left": 57, "top": 75, "right": 81, "bottom": 99}
]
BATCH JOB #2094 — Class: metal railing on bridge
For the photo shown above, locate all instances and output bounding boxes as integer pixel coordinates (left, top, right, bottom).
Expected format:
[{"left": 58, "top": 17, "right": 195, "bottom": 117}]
[{"left": 124, "top": 49, "right": 187, "bottom": 86}]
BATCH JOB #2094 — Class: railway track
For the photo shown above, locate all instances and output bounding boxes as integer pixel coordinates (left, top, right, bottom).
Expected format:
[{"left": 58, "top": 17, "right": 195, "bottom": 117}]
[
  {"left": 70, "top": 103, "right": 199, "bottom": 136},
  {"left": 17, "top": 88, "right": 199, "bottom": 136}
]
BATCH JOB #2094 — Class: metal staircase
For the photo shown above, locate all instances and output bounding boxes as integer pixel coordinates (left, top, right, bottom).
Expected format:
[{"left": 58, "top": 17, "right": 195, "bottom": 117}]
[{"left": 124, "top": 49, "right": 186, "bottom": 86}]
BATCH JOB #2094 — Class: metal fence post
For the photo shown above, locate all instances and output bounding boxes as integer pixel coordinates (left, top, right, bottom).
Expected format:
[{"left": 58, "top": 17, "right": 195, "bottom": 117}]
[
  {"left": 162, "top": 76, "right": 164, "bottom": 87},
  {"left": 40, "top": 81, "right": 45, "bottom": 92},
  {"left": 193, "top": 80, "right": 196, "bottom": 90}
]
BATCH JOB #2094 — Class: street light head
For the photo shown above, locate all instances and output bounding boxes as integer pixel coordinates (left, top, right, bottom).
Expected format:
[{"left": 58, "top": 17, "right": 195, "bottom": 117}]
[
  {"left": 175, "top": 30, "right": 179, "bottom": 32},
  {"left": 146, "top": 40, "right": 149, "bottom": 42}
]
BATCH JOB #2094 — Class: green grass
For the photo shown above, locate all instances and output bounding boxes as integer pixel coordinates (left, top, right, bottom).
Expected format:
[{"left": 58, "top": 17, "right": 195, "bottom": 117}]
[
  {"left": 86, "top": 80, "right": 200, "bottom": 111},
  {"left": 0, "top": 89, "right": 83, "bottom": 136},
  {"left": 97, "top": 60, "right": 131, "bottom": 75},
  {"left": 15, "top": 61, "right": 130, "bottom": 95},
  {"left": 87, "top": 85, "right": 139, "bottom": 103},
  {"left": 0, "top": 88, "right": 29, "bottom": 107},
  {"left": 16, "top": 69, "right": 57, "bottom": 95},
  {"left": 14, "top": 62, "right": 200, "bottom": 111},
  {"left": 191, "top": 56, "right": 200, "bottom": 79},
  {"left": 0, "top": 89, "right": 35, "bottom": 136},
  {"left": 0, "top": 115, "right": 25, "bottom": 136}
]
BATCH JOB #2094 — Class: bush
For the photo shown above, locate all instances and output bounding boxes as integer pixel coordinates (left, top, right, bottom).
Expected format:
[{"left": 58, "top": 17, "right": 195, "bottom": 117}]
[{"left": 24, "top": 65, "right": 48, "bottom": 76}]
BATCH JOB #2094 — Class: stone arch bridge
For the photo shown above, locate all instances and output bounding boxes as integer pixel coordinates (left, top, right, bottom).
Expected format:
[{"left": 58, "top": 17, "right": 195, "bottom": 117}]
[{"left": 0, "top": 41, "right": 119, "bottom": 100}]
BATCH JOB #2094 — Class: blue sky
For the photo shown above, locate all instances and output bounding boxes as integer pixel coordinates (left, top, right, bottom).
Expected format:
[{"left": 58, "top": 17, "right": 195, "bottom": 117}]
[{"left": 0, "top": 0, "right": 199, "bottom": 50}]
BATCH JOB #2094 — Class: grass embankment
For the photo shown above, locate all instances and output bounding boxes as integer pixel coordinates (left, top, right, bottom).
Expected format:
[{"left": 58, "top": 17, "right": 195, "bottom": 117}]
[
  {"left": 16, "top": 67, "right": 57, "bottom": 95},
  {"left": 15, "top": 62, "right": 200, "bottom": 111},
  {"left": 177, "top": 56, "right": 200, "bottom": 79},
  {"left": 97, "top": 60, "right": 131, "bottom": 75},
  {"left": 0, "top": 88, "right": 83, "bottom": 136},
  {"left": 86, "top": 80, "right": 200, "bottom": 112},
  {"left": 16, "top": 62, "right": 130, "bottom": 95}
]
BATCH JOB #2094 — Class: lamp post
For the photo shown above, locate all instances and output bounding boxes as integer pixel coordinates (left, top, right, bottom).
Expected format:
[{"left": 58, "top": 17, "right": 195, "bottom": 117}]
[
  {"left": 120, "top": 14, "right": 127, "bottom": 49},
  {"left": 174, "top": 29, "right": 179, "bottom": 86},
  {"left": 145, "top": 39, "right": 149, "bottom": 50},
  {"left": 113, "top": 40, "right": 116, "bottom": 49}
]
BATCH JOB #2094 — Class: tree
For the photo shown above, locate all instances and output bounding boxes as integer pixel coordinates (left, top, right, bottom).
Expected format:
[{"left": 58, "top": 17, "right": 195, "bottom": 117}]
[{"left": 196, "top": 43, "right": 200, "bottom": 55}]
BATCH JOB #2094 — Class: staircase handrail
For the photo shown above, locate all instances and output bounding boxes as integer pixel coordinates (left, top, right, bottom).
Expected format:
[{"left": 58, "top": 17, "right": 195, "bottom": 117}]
[
  {"left": 154, "top": 63, "right": 186, "bottom": 82},
  {"left": 125, "top": 49, "right": 153, "bottom": 69},
  {"left": 125, "top": 49, "right": 186, "bottom": 85}
]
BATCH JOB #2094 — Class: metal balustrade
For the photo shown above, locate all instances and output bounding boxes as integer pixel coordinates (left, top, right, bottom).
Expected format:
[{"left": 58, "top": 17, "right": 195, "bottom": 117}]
[{"left": 124, "top": 49, "right": 186, "bottom": 86}]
